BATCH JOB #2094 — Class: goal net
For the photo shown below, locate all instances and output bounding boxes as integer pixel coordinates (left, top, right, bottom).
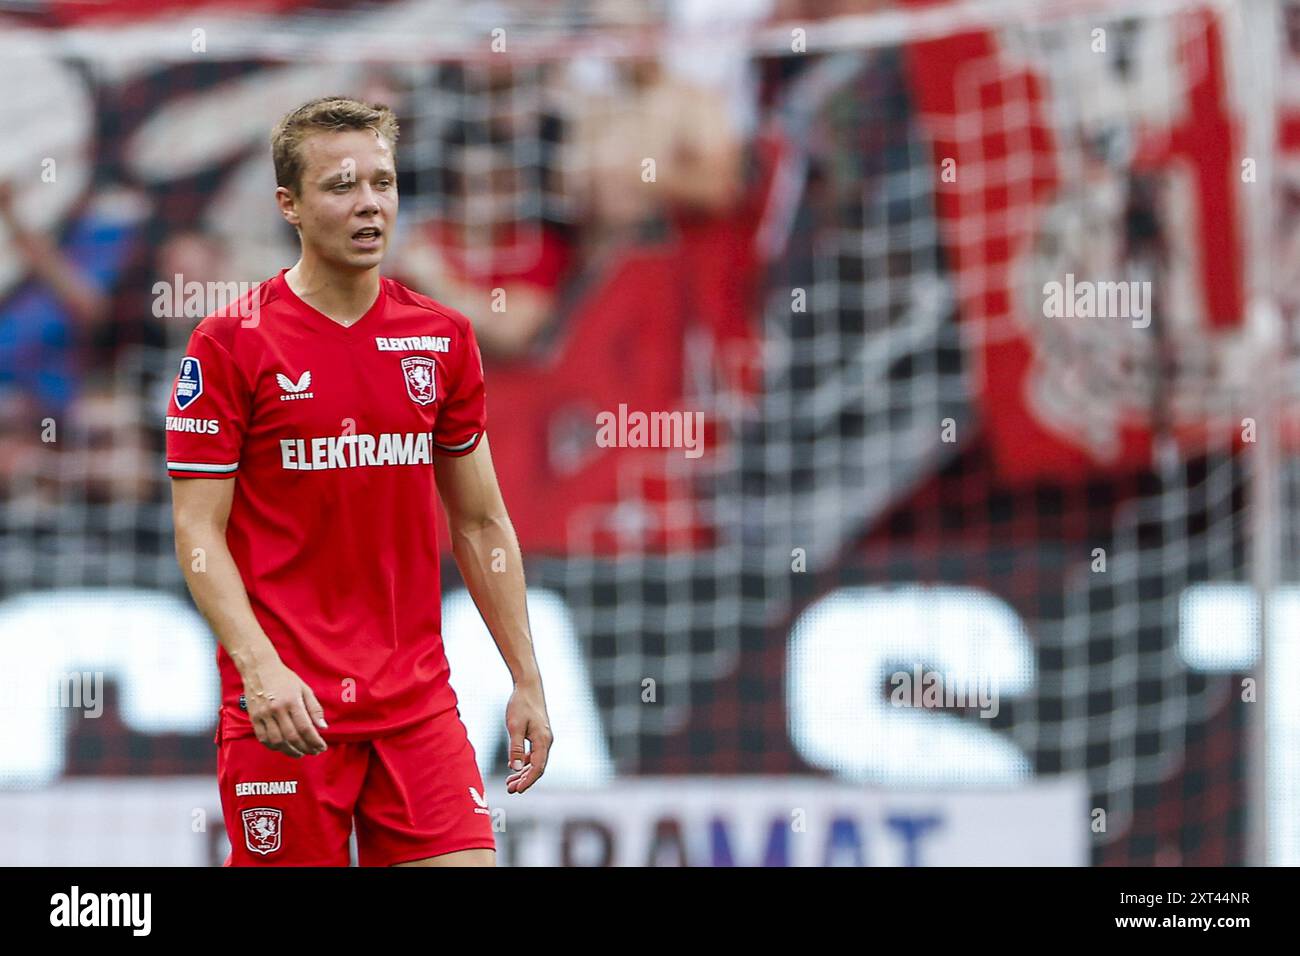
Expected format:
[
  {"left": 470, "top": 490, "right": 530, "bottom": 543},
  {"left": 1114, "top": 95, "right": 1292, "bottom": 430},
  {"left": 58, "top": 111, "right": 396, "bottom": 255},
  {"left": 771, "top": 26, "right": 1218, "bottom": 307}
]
[{"left": 0, "top": 0, "right": 1290, "bottom": 865}]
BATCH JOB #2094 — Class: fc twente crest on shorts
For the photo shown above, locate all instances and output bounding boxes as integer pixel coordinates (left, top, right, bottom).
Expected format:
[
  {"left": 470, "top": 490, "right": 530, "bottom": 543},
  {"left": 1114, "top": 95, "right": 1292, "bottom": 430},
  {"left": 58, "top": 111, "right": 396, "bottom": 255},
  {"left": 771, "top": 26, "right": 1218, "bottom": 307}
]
[
  {"left": 401, "top": 356, "right": 437, "bottom": 406},
  {"left": 242, "top": 807, "right": 283, "bottom": 855}
]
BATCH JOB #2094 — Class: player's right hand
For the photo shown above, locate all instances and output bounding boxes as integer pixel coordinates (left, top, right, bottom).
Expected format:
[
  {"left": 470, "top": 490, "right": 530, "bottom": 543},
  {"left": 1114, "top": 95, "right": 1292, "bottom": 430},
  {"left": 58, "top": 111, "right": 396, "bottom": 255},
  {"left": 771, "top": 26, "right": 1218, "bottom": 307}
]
[{"left": 242, "top": 660, "right": 329, "bottom": 758}]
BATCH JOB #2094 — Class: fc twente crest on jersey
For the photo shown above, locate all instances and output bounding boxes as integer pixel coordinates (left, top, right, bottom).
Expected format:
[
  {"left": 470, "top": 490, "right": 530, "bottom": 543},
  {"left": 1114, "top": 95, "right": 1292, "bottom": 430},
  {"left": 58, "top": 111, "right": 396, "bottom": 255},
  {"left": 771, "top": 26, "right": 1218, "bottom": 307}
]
[
  {"left": 242, "top": 807, "right": 282, "bottom": 855},
  {"left": 401, "top": 356, "right": 437, "bottom": 406}
]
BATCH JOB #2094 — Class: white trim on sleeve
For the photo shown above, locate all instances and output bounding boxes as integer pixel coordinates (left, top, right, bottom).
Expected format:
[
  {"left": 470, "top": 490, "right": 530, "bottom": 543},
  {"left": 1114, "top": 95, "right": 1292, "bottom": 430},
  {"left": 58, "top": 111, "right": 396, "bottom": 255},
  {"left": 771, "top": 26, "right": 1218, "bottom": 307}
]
[
  {"left": 167, "top": 460, "right": 239, "bottom": 473},
  {"left": 433, "top": 433, "right": 479, "bottom": 453}
]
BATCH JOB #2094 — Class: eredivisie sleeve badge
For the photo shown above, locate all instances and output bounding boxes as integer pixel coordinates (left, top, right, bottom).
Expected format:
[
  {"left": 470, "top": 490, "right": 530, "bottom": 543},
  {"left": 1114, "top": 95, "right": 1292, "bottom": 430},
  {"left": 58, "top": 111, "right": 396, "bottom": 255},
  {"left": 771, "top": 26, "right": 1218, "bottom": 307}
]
[{"left": 175, "top": 356, "right": 203, "bottom": 410}]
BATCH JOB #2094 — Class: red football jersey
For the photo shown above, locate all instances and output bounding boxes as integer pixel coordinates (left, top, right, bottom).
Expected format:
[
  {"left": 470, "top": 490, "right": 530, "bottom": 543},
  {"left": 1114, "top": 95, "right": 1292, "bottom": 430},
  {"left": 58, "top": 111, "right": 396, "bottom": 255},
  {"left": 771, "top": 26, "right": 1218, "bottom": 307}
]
[{"left": 165, "top": 268, "right": 487, "bottom": 741}]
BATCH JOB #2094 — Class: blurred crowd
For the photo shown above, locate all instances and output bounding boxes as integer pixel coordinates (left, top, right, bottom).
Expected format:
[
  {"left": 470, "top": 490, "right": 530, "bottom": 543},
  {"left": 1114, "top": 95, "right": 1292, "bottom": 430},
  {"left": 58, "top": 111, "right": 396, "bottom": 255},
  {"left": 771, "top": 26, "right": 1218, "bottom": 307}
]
[{"left": 0, "top": 0, "right": 825, "bottom": 514}]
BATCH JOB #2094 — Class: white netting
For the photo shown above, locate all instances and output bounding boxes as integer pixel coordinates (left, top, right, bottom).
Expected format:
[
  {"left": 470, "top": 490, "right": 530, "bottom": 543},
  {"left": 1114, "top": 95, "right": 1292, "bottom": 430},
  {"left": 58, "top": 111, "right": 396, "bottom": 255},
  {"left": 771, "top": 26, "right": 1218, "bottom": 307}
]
[{"left": 0, "top": 0, "right": 1290, "bottom": 865}]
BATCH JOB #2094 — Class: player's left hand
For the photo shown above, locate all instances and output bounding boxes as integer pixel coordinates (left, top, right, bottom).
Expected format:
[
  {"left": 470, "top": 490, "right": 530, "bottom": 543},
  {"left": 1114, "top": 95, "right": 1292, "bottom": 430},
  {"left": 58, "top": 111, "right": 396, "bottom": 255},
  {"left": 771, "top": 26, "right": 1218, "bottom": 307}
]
[{"left": 504, "top": 679, "right": 552, "bottom": 794}]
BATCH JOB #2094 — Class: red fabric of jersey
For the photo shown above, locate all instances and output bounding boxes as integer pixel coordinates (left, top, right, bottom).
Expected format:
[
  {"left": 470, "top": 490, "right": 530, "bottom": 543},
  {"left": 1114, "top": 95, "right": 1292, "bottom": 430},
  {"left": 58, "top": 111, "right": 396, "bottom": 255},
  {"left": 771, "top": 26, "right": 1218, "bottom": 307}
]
[{"left": 165, "top": 269, "right": 486, "bottom": 740}]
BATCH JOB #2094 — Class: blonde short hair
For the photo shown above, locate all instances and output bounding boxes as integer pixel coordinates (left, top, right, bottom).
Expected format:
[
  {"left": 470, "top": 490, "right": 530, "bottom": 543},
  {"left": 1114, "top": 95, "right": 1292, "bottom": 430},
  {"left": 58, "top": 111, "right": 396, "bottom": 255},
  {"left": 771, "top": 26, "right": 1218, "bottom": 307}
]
[{"left": 271, "top": 96, "right": 399, "bottom": 196}]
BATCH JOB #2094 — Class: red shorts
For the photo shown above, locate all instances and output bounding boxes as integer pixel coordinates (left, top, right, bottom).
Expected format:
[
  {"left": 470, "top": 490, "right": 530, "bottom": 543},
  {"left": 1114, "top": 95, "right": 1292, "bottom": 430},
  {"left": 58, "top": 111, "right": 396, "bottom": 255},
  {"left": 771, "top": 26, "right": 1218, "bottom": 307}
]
[{"left": 216, "top": 704, "right": 496, "bottom": 866}]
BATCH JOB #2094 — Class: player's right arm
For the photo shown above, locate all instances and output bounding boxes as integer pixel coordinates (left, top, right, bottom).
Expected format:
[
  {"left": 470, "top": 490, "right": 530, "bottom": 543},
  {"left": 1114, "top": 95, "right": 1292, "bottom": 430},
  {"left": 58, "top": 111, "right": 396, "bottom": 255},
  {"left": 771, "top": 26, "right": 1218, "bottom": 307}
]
[
  {"left": 171, "top": 476, "right": 328, "bottom": 758},
  {"left": 166, "top": 325, "right": 326, "bottom": 758}
]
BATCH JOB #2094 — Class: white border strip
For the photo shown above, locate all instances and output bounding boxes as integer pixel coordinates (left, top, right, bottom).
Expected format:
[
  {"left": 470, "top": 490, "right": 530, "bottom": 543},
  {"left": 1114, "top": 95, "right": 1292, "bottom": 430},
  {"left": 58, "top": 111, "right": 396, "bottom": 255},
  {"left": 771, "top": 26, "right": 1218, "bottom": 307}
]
[{"left": 167, "top": 460, "right": 239, "bottom": 473}]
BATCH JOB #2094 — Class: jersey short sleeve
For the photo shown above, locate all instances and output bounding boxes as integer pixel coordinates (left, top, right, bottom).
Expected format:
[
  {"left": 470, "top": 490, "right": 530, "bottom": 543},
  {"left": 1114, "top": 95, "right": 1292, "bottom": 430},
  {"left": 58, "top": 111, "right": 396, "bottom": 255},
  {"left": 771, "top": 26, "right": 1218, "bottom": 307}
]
[
  {"left": 165, "top": 327, "right": 251, "bottom": 478},
  {"left": 432, "top": 318, "right": 487, "bottom": 457}
]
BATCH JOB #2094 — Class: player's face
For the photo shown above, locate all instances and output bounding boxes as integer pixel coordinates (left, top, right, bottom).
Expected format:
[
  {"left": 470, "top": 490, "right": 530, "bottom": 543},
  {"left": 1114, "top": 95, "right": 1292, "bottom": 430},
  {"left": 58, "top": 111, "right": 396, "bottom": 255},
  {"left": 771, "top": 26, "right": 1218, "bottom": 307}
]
[{"left": 288, "top": 128, "right": 398, "bottom": 270}]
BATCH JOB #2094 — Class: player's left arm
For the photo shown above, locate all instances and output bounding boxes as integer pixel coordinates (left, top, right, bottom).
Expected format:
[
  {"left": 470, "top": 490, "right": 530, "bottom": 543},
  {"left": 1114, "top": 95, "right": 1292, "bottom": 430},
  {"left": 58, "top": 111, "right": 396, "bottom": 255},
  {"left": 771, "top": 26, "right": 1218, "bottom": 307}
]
[{"left": 435, "top": 433, "right": 552, "bottom": 794}]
